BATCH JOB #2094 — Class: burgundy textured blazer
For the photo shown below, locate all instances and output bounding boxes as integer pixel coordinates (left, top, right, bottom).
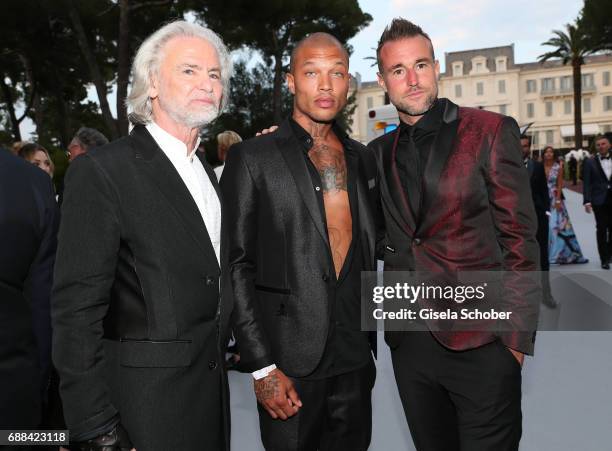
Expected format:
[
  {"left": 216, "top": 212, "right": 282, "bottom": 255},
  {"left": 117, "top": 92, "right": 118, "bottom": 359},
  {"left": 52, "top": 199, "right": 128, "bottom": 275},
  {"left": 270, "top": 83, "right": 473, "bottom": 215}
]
[{"left": 368, "top": 99, "right": 540, "bottom": 355}]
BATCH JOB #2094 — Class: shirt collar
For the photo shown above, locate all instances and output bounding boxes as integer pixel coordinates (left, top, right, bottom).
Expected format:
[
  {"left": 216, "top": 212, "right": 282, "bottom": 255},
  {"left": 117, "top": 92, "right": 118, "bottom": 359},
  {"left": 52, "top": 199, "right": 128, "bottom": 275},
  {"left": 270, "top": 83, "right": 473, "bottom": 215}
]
[
  {"left": 288, "top": 117, "right": 351, "bottom": 154},
  {"left": 399, "top": 98, "right": 443, "bottom": 136},
  {"left": 146, "top": 121, "right": 201, "bottom": 161}
]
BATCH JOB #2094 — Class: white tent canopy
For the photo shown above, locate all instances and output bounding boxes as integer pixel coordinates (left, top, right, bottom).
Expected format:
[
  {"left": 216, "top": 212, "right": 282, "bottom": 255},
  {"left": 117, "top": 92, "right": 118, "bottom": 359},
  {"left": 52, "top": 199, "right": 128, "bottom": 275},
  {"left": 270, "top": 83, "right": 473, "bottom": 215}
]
[{"left": 560, "top": 124, "right": 600, "bottom": 138}]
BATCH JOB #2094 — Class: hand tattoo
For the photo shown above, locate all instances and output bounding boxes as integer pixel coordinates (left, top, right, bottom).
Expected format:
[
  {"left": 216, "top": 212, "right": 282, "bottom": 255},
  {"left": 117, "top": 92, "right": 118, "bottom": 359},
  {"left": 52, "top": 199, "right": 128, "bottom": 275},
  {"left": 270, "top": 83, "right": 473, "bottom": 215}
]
[{"left": 255, "top": 373, "right": 280, "bottom": 402}]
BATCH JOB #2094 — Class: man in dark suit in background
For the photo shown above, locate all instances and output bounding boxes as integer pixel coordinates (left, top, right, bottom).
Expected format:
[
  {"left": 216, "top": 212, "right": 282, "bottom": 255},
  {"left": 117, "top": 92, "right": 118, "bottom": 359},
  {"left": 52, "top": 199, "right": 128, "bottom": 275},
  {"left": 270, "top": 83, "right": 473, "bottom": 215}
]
[
  {"left": 221, "top": 33, "right": 378, "bottom": 450},
  {"left": 369, "top": 19, "right": 539, "bottom": 450},
  {"left": 0, "top": 149, "right": 58, "bottom": 430},
  {"left": 52, "top": 21, "right": 233, "bottom": 451},
  {"left": 583, "top": 134, "right": 612, "bottom": 269},
  {"left": 521, "top": 135, "right": 556, "bottom": 307}
]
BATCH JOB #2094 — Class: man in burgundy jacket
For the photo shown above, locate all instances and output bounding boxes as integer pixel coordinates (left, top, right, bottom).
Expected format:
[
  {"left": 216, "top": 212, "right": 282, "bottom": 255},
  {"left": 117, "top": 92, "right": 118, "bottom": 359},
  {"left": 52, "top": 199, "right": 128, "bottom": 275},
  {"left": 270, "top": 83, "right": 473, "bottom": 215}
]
[{"left": 368, "top": 19, "right": 540, "bottom": 451}]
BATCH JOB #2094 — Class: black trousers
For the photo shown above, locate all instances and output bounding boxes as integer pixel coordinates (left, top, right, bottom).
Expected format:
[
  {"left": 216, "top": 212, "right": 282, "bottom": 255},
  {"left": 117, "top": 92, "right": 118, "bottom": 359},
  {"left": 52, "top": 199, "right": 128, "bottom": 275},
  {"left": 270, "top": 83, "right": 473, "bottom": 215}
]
[
  {"left": 593, "top": 194, "right": 612, "bottom": 264},
  {"left": 257, "top": 359, "right": 375, "bottom": 451},
  {"left": 391, "top": 332, "right": 522, "bottom": 451}
]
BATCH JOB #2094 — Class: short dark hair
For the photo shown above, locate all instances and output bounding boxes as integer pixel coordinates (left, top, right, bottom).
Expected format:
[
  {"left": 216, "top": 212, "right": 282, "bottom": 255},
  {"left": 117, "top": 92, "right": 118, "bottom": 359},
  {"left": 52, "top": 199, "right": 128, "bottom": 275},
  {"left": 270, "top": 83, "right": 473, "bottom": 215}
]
[
  {"left": 376, "top": 18, "right": 434, "bottom": 72},
  {"left": 595, "top": 134, "right": 610, "bottom": 144},
  {"left": 289, "top": 32, "right": 348, "bottom": 73},
  {"left": 72, "top": 127, "right": 109, "bottom": 151},
  {"left": 520, "top": 135, "right": 532, "bottom": 146}
]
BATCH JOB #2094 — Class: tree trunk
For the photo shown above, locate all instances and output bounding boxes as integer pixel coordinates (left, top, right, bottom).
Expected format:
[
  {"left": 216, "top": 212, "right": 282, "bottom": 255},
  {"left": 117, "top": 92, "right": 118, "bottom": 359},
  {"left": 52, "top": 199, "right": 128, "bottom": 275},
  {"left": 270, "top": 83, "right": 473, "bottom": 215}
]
[
  {"left": 18, "top": 53, "right": 43, "bottom": 139},
  {"left": 0, "top": 76, "right": 22, "bottom": 141},
  {"left": 272, "top": 49, "right": 284, "bottom": 125},
  {"left": 572, "top": 59, "right": 583, "bottom": 150},
  {"left": 67, "top": 0, "right": 119, "bottom": 139},
  {"left": 117, "top": 0, "right": 130, "bottom": 136}
]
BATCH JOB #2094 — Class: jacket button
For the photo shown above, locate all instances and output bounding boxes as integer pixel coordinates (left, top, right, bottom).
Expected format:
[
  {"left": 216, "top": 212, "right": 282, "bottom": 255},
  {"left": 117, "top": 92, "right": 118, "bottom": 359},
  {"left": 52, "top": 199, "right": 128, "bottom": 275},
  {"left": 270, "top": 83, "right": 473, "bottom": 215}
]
[
  {"left": 413, "top": 238, "right": 422, "bottom": 246},
  {"left": 322, "top": 274, "right": 329, "bottom": 282},
  {"left": 208, "top": 360, "right": 217, "bottom": 370},
  {"left": 205, "top": 276, "right": 216, "bottom": 286}
]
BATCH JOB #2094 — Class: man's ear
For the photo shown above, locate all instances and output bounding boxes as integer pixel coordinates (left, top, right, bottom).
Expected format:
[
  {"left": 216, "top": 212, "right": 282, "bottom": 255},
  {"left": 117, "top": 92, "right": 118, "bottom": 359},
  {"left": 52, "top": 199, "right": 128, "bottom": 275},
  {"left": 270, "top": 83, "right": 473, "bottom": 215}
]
[{"left": 286, "top": 72, "right": 296, "bottom": 95}]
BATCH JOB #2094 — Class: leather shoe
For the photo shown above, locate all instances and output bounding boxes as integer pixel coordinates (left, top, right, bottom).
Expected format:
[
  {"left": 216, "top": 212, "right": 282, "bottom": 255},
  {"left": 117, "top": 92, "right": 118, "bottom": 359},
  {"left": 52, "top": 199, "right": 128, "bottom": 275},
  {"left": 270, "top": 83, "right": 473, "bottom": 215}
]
[{"left": 602, "top": 263, "right": 610, "bottom": 270}]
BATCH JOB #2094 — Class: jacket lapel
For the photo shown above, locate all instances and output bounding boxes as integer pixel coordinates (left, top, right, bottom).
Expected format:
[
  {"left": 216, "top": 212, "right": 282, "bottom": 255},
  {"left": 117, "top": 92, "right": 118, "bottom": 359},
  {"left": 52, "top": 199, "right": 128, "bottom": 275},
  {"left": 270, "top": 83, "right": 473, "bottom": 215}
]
[
  {"left": 130, "top": 125, "right": 219, "bottom": 265},
  {"left": 275, "top": 120, "right": 330, "bottom": 248},
  {"left": 419, "top": 99, "right": 460, "bottom": 231},
  {"left": 527, "top": 159, "right": 534, "bottom": 178},
  {"left": 379, "top": 128, "right": 416, "bottom": 234},
  {"left": 594, "top": 156, "right": 609, "bottom": 182},
  {"left": 351, "top": 150, "right": 377, "bottom": 270}
]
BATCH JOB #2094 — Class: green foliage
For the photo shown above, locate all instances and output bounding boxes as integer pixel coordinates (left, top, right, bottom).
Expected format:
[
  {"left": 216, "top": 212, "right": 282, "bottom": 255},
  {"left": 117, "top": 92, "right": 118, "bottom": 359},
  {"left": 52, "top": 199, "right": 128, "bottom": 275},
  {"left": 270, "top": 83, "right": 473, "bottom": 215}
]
[{"left": 580, "top": 0, "right": 612, "bottom": 51}]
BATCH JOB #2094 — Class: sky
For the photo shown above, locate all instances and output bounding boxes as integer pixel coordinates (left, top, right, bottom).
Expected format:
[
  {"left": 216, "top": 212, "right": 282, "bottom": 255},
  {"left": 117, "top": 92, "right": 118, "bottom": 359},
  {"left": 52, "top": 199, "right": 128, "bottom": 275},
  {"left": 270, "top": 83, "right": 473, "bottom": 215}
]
[
  {"left": 348, "top": 0, "right": 584, "bottom": 82},
  {"left": 18, "top": 0, "right": 585, "bottom": 140}
]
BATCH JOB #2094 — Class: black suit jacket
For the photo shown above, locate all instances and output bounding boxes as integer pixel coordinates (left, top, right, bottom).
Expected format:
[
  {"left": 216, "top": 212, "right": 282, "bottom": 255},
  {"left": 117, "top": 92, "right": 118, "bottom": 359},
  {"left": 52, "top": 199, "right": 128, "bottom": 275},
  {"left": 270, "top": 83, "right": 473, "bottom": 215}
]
[
  {"left": 52, "top": 126, "right": 232, "bottom": 450},
  {"left": 583, "top": 156, "right": 611, "bottom": 206},
  {"left": 221, "top": 120, "right": 379, "bottom": 377},
  {"left": 369, "top": 100, "right": 540, "bottom": 355},
  {"left": 0, "top": 149, "right": 58, "bottom": 428},
  {"left": 527, "top": 159, "right": 550, "bottom": 215}
]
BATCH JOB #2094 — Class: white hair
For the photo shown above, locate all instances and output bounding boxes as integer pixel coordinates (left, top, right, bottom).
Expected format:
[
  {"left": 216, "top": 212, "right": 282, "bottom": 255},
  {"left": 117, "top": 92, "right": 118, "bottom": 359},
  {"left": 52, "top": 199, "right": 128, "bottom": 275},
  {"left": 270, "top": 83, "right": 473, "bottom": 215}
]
[{"left": 126, "top": 20, "right": 233, "bottom": 125}]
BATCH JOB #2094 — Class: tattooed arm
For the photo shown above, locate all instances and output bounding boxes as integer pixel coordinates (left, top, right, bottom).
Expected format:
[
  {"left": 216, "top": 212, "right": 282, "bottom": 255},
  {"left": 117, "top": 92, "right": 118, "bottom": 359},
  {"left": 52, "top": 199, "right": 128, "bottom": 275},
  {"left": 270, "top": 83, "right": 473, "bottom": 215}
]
[{"left": 254, "top": 369, "right": 302, "bottom": 420}]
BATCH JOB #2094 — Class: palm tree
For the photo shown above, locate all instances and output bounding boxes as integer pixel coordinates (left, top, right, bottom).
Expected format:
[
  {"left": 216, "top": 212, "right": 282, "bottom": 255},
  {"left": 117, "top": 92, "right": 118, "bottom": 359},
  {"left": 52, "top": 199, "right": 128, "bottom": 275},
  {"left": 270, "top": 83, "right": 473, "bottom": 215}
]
[{"left": 539, "top": 22, "right": 598, "bottom": 149}]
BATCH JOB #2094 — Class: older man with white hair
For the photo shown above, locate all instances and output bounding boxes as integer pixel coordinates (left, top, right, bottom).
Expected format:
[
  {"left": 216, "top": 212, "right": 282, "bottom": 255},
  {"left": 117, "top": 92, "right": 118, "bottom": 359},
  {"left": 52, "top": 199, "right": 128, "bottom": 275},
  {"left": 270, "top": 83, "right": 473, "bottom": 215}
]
[{"left": 52, "top": 21, "right": 233, "bottom": 451}]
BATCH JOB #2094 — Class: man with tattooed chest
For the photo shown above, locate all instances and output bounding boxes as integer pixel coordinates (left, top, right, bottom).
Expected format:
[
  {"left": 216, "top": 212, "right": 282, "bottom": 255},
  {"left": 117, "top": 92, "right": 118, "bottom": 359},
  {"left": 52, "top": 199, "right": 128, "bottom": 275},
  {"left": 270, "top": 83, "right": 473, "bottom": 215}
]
[{"left": 221, "top": 33, "right": 380, "bottom": 451}]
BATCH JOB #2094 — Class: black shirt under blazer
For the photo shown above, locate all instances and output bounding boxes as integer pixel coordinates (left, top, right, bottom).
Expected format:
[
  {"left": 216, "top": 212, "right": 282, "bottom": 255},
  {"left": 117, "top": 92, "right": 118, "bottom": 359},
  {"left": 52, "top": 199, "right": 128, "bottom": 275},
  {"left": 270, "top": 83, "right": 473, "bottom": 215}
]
[
  {"left": 221, "top": 119, "right": 380, "bottom": 377},
  {"left": 52, "top": 125, "right": 232, "bottom": 450}
]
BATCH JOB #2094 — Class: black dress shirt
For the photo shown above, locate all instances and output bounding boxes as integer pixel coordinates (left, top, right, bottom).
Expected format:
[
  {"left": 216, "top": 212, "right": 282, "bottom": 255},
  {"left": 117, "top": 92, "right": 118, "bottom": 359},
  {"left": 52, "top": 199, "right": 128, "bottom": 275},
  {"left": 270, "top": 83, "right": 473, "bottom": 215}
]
[{"left": 395, "top": 99, "right": 444, "bottom": 221}]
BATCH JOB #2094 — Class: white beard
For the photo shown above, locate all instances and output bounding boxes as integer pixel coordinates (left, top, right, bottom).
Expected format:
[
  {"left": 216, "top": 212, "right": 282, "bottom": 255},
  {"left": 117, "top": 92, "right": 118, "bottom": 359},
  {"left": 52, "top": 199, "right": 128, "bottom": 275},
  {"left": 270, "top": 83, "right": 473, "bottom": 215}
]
[{"left": 159, "top": 94, "right": 220, "bottom": 129}]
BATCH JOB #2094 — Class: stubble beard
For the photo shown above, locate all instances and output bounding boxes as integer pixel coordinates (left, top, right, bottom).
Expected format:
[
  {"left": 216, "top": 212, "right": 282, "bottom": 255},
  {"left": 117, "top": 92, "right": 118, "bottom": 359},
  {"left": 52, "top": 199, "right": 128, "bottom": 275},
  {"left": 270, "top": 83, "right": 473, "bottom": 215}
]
[{"left": 393, "top": 86, "right": 438, "bottom": 117}]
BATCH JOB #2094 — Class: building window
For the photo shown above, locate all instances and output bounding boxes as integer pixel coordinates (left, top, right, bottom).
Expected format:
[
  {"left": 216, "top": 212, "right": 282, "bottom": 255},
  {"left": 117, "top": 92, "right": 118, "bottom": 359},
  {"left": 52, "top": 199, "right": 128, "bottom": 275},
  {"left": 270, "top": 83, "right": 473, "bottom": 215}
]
[
  {"left": 527, "top": 102, "right": 534, "bottom": 118},
  {"left": 584, "top": 97, "right": 591, "bottom": 113},
  {"left": 476, "top": 82, "right": 484, "bottom": 96},
  {"left": 604, "top": 96, "right": 612, "bottom": 111},
  {"left": 499, "top": 104, "right": 507, "bottom": 115},
  {"left": 546, "top": 130, "right": 554, "bottom": 144},
  {"left": 455, "top": 84, "right": 462, "bottom": 98},
  {"left": 453, "top": 63, "right": 463, "bottom": 77},
  {"left": 366, "top": 96, "right": 373, "bottom": 109},
  {"left": 604, "top": 71, "right": 610, "bottom": 86},
  {"left": 496, "top": 58, "right": 507, "bottom": 72},
  {"left": 582, "top": 73, "right": 595, "bottom": 89},
  {"left": 532, "top": 131, "right": 539, "bottom": 146},
  {"left": 526, "top": 79, "right": 537, "bottom": 93},
  {"left": 545, "top": 101, "right": 553, "bottom": 116},
  {"left": 476, "top": 62, "right": 483, "bottom": 71},
  {"left": 564, "top": 100, "right": 572, "bottom": 114},
  {"left": 498, "top": 80, "right": 506, "bottom": 94},
  {"left": 603, "top": 124, "right": 612, "bottom": 133},
  {"left": 542, "top": 78, "right": 555, "bottom": 93},
  {"left": 560, "top": 76, "right": 572, "bottom": 92}
]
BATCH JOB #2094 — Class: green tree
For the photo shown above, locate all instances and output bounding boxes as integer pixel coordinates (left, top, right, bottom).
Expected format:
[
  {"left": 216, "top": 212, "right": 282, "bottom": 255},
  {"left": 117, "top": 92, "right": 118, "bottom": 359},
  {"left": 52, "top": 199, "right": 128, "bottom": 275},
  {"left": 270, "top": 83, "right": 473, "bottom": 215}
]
[
  {"left": 580, "top": 0, "right": 612, "bottom": 51},
  {"left": 197, "top": 0, "right": 371, "bottom": 124},
  {"left": 539, "top": 22, "right": 598, "bottom": 149}
]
